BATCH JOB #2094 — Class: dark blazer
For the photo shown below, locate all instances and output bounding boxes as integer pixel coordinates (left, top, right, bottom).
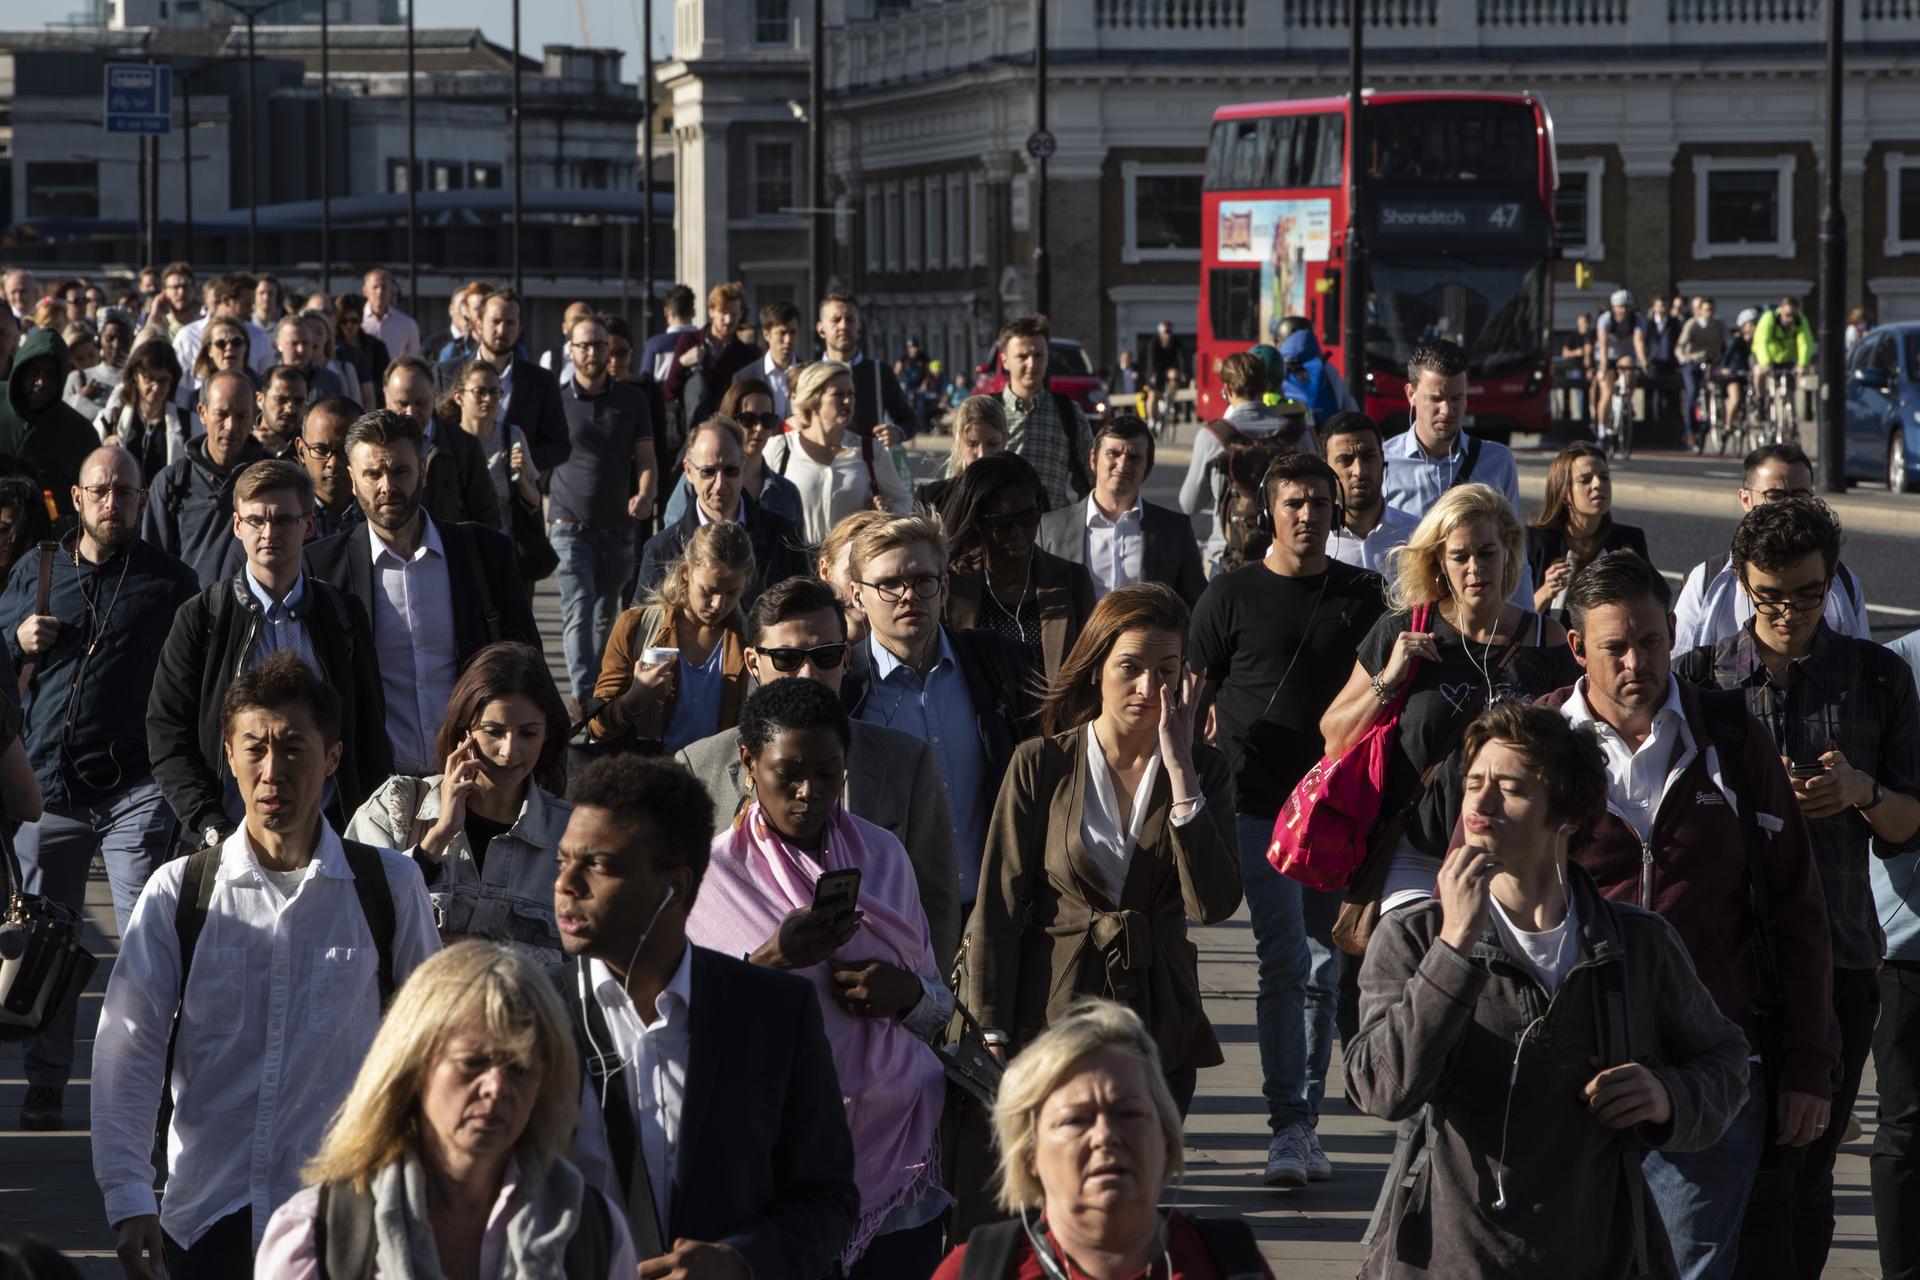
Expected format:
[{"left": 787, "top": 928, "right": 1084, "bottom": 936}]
[
  {"left": 423, "top": 420, "right": 502, "bottom": 531},
  {"left": 1035, "top": 497, "right": 1208, "bottom": 608},
  {"left": 302, "top": 517, "right": 542, "bottom": 667},
  {"left": 433, "top": 354, "right": 571, "bottom": 473},
  {"left": 1526, "top": 520, "right": 1653, "bottom": 623},
  {"left": 945, "top": 546, "right": 1096, "bottom": 681},
  {"left": 146, "top": 570, "right": 392, "bottom": 842},
  {"left": 842, "top": 626, "right": 1042, "bottom": 823},
  {"left": 632, "top": 492, "right": 811, "bottom": 611},
  {"left": 847, "top": 353, "right": 921, "bottom": 438},
  {"left": 560, "top": 947, "right": 858, "bottom": 1279}
]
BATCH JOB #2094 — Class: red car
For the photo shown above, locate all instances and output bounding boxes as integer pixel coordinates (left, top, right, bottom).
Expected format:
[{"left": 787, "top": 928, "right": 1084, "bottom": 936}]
[{"left": 972, "top": 339, "right": 1114, "bottom": 423}]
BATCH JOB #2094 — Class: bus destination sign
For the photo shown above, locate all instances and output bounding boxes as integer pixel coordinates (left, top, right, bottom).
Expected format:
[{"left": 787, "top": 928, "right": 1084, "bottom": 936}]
[{"left": 1375, "top": 198, "right": 1534, "bottom": 238}]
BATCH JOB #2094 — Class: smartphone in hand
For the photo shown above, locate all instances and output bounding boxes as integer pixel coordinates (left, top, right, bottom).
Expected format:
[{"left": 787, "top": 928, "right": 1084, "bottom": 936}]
[{"left": 812, "top": 867, "right": 861, "bottom": 915}]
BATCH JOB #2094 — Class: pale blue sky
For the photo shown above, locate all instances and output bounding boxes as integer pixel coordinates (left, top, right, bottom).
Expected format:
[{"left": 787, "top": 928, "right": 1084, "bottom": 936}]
[{"left": 0, "top": 0, "right": 671, "bottom": 81}]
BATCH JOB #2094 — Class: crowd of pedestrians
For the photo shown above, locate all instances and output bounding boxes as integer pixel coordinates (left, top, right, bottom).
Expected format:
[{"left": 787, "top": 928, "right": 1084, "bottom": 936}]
[{"left": 0, "top": 259, "right": 1914, "bottom": 1280}]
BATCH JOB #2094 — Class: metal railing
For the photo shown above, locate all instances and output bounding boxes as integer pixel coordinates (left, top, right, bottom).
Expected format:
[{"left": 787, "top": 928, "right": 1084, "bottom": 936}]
[
  {"left": 1092, "top": 0, "right": 1247, "bottom": 26},
  {"left": 1479, "top": 0, "right": 1627, "bottom": 23}
]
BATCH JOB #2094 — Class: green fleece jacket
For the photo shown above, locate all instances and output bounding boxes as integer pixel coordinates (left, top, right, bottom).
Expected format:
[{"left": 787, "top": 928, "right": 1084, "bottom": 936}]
[{"left": 0, "top": 325, "right": 98, "bottom": 522}]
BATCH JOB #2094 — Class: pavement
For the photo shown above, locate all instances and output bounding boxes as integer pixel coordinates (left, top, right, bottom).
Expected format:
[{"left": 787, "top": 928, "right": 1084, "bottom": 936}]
[{"left": 0, "top": 467, "right": 1894, "bottom": 1276}]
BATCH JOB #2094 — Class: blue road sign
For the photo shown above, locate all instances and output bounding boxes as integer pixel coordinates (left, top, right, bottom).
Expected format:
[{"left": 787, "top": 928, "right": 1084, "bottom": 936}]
[{"left": 103, "top": 63, "right": 172, "bottom": 135}]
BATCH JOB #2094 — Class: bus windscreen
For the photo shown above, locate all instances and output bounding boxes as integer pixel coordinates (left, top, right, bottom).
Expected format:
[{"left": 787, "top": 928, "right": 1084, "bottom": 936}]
[
  {"left": 1364, "top": 257, "right": 1549, "bottom": 379},
  {"left": 1363, "top": 100, "right": 1540, "bottom": 187}
]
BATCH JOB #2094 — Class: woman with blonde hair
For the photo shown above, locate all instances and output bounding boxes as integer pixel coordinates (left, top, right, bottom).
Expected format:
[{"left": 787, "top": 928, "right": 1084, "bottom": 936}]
[
  {"left": 1320, "top": 482, "right": 1572, "bottom": 918},
  {"left": 256, "top": 942, "right": 636, "bottom": 1278},
  {"left": 966, "top": 583, "right": 1239, "bottom": 1117},
  {"left": 916, "top": 394, "right": 1007, "bottom": 515},
  {"left": 932, "top": 1000, "right": 1276, "bottom": 1280},
  {"left": 762, "top": 360, "right": 911, "bottom": 543},
  {"left": 589, "top": 519, "right": 755, "bottom": 753},
  {"left": 818, "top": 509, "right": 890, "bottom": 648}
]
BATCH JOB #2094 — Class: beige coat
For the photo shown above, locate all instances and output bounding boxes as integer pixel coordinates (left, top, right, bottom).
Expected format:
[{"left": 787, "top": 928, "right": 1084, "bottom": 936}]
[{"left": 963, "top": 729, "right": 1241, "bottom": 1072}]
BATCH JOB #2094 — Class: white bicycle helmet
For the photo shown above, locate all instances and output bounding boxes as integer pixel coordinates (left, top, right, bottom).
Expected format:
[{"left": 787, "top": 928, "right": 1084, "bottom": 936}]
[
  {"left": 1609, "top": 289, "right": 1635, "bottom": 308},
  {"left": 1736, "top": 308, "right": 1760, "bottom": 326}
]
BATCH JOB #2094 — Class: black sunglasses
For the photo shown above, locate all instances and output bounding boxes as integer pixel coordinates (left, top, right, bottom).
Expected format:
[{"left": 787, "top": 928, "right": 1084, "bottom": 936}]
[{"left": 757, "top": 643, "right": 849, "bottom": 673}]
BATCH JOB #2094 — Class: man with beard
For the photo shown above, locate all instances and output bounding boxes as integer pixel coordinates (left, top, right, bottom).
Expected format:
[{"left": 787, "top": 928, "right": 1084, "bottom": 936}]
[
  {"left": 383, "top": 355, "right": 497, "bottom": 530},
  {"left": 303, "top": 409, "right": 538, "bottom": 775},
  {"left": 1320, "top": 412, "right": 1419, "bottom": 574},
  {"left": 143, "top": 369, "right": 267, "bottom": 587},
  {"left": 432, "top": 288, "right": 570, "bottom": 473},
  {"left": 0, "top": 445, "right": 201, "bottom": 1130},
  {"left": 253, "top": 365, "right": 309, "bottom": 457}
]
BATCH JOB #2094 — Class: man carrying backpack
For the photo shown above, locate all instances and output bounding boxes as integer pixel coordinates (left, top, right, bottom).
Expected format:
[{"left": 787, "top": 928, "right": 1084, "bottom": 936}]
[
  {"left": 91, "top": 654, "right": 438, "bottom": 1279},
  {"left": 1276, "top": 328, "right": 1359, "bottom": 430}
]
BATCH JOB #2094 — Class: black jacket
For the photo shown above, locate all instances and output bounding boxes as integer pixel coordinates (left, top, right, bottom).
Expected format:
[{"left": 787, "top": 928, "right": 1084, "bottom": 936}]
[
  {"left": 558, "top": 947, "right": 858, "bottom": 1279},
  {"left": 842, "top": 626, "right": 1041, "bottom": 819},
  {"left": 423, "top": 419, "right": 503, "bottom": 531},
  {"left": 303, "top": 517, "right": 542, "bottom": 668},
  {"left": 847, "top": 354, "right": 921, "bottom": 439},
  {"left": 141, "top": 436, "right": 268, "bottom": 588},
  {"left": 0, "top": 534, "right": 200, "bottom": 809},
  {"left": 1035, "top": 497, "right": 1208, "bottom": 608},
  {"left": 633, "top": 493, "right": 811, "bottom": 612},
  {"left": 146, "top": 570, "right": 392, "bottom": 843},
  {"left": 433, "top": 354, "right": 571, "bottom": 474}
]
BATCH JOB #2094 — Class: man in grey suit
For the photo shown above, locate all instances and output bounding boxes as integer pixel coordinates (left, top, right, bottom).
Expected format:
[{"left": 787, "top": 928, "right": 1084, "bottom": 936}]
[
  {"left": 1036, "top": 413, "right": 1206, "bottom": 607},
  {"left": 675, "top": 575, "right": 962, "bottom": 965}
]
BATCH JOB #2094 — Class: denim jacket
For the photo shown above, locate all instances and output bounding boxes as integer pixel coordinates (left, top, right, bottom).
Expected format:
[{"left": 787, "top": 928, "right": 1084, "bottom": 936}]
[{"left": 345, "top": 775, "right": 570, "bottom": 965}]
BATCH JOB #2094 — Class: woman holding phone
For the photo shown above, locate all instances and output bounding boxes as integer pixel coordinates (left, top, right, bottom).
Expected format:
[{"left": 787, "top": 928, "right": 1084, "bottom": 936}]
[
  {"left": 684, "top": 677, "right": 951, "bottom": 1280},
  {"left": 963, "top": 583, "right": 1241, "bottom": 1117}
]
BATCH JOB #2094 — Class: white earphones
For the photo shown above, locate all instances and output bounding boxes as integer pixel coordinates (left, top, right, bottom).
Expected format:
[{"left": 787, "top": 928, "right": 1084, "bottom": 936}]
[{"left": 576, "top": 881, "right": 680, "bottom": 1109}]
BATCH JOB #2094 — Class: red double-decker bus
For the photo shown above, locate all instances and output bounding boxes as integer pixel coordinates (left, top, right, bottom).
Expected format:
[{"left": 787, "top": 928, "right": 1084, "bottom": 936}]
[{"left": 1196, "top": 91, "right": 1559, "bottom": 441}]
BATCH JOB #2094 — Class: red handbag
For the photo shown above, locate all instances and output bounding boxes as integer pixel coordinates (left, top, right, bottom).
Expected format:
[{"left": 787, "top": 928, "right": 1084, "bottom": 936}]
[{"left": 1266, "top": 604, "right": 1427, "bottom": 891}]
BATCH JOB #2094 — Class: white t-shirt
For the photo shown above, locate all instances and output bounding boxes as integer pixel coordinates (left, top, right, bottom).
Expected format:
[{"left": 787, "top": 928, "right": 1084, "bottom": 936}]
[{"left": 1490, "top": 893, "right": 1581, "bottom": 995}]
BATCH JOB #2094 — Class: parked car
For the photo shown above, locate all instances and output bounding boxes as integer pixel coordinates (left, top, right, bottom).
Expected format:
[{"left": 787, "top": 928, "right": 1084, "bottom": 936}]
[
  {"left": 1843, "top": 322, "right": 1920, "bottom": 493},
  {"left": 972, "top": 338, "right": 1113, "bottom": 424}
]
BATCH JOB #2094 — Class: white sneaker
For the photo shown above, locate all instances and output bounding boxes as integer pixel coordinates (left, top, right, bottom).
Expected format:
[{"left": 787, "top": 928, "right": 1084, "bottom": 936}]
[
  {"left": 1302, "top": 1126, "right": 1333, "bottom": 1181},
  {"left": 1263, "top": 1122, "right": 1311, "bottom": 1188}
]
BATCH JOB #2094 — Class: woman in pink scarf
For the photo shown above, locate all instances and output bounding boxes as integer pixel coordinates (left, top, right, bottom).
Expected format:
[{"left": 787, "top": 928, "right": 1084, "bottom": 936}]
[{"left": 684, "top": 677, "right": 951, "bottom": 1277}]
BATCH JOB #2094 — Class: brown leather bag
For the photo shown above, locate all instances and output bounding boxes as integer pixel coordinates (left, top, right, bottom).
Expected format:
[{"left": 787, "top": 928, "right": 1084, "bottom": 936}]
[{"left": 14, "top": 541, "right": 56, "bottom": 699}]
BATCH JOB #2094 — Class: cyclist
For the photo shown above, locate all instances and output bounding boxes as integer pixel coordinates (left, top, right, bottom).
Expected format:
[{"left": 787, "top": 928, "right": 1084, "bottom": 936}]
[
  {"left": 1143, "top": 319, "right": 1184, "bottom": 429},
  {"left": 1752, "top": 295, "right": 1815, "bottom": 437},
  {"left": 1675, "top": 296, "right": 1726, "bottom": 449},
  {"left": 1716, "top": 308, "right": 1759, "bottom": 443},
  {"left": 1593, "top": 288, "right": 1649, "bottom": 446}
]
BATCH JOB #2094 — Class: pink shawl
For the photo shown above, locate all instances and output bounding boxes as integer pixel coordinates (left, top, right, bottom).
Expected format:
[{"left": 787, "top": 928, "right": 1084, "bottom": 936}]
[{"left": 684, "top": 802, "right": 946, "bottom": 1265}]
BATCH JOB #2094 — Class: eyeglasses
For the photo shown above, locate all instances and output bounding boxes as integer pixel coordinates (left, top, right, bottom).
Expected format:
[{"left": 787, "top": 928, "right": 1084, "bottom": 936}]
[
  {"left": 736, "top": 412, "right": 781, "bottom": 431},
  {"left": 79, "top": 484, "right": 141, "bottom": 504},
  {"left": 570, "top": 339, "right": 609, "bottom": 352},
  {"left": 692, "top": 463, "right": 743, "bottom": 480},
  {"left": 1743, "top": 487, "right": 1817, "bottom": 504},
  {"left": 463, "top": 385, "right": 502, "bottom": 401},
  {"left": 210, "top": 337, "right": 247, "bottom": 349},
  {"left": 1747, "top": 583, "right": 1828, "bottom": 616},
  {"left": 238, "top": 512, "right": 309, "bottom": 532},
  {"left": 756, "top": 643, "right": 849, "bottom": 673},
  {"left": 979, "top": 507, "right": 1042, "bottom": 532},
  {"left": 300, "top": 440, "right": 344, "bottom": 460},
  {"left": 860, "top": 574, "right": 943, "bottom": 603}
]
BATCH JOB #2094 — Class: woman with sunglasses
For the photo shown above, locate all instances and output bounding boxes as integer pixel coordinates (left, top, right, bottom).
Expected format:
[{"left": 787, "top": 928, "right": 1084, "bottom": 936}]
[
  {"left": 942, "top": 452, "right": 1095, "bottom": 680},
  {"left": 659, "top": 377, "right": 804, "bottom": 529},
  {"left": 763, "top": 361, "right": 912, "bottom": 544},
  {"left": 437, "top": 357, "right": 539, "bottom": 538},
  {"left": 333, "top": 290, "right": 390, "bottom": 405},
  {"left": 964, "top": 583, "right": 1240, "bottom": 1119},
  {"left": 186, "top": 317, "right": 254, "bottom": 409}
]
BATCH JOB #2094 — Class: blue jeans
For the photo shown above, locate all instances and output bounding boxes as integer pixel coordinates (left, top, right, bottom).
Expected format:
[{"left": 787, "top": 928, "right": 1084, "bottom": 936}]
[
  {"left": 16, "top": 776, "right": 176, "bottom": 1090},
  {"left": 1643, "top": 1059, "right": 1768, "bottom": 1280},
  {"left": 1236, "top": 813, "right": 1336, "bottom": 1132},
  {"left": 549, "top": 523, "right": 637, "bottom": 704}
]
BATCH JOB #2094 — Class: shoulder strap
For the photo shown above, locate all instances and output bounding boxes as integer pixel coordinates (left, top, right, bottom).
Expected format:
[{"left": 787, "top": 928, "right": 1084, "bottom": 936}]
[
  {"left": 1706, "top": 551, "right": 1730, "bottom": 585},
  {"left": 1697, "top": 690, "right": 1781, "bottom": 994},
  {"left": 1190, "top": 1217, "right": 1267, "bottom": 1280},
  {"left": 1053, "top": 392, "right": 1094, "bottom": 498},
  {"left": 1839, "top": 561, "right": 1861, "bottom": 612},
  {"left": 861, "top": 431, "right": 881, "bottom": 503},
  {"left": 15, "top": 540, "right": 56, "bottom": 698},
  {"left": 1456, "top": 435, "right": 1483, "bottom": 487},
  {"left": 318, "top": 1181, "right": 377, "bottom": 1280},
  {"left": 960, "top": 1219, "right": 1027, "bottom": 1280},
  {"left": 166, "top": 459, "right": 191, "bottom": 520},
  {"left": 451, "top": 523, "right": 503, "bottom": 646},
  {"left": 339, "top": 840, "right": 398, "bottom": 1007},
  {"left": 563, "top": 1182, "right": 614, "bottom": 1279},
  {"left": 160, "top": 845, "right": 224, "bottom": 1144}
]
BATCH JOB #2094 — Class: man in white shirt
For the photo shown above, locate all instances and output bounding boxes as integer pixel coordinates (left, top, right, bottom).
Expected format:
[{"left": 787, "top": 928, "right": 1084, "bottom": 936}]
[
  {"left": 735, "top": 298, "right": 801, "bottom": 418},
  {"left": 1671, "top": 442, "right": 1871, "bottom": 651},
  {"left": 173, "top": 274, "right": 268, "bottom": 396},
  {"left": 1321, "top": 411, "right": 1420, "bottom": 575},
  {"left": 555, "top": 755, "right": 857, "bottom": 1278},
  {"left": 360, "top": 266, "right": 420, "bottom": 358},
  {"left": 1379, "top": 338, "right": 1520, "bottom": 521},
  {"left": 92, "top": 653, "right": 438, "bottom": 1279},
  {"left": 1035, "top": 414, "right": 1205, "bottom": 606}
]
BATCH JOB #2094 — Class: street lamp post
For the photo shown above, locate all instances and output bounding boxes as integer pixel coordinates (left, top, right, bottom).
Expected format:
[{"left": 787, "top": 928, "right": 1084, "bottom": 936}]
[
  {"left": 1343, "top": 0, "right": 1366, "bottom": 400},
  {"left": 406, "top": 0, "right": 418, "bottom": 305},
  {"left": 809, "top": 0, "right": 826, "bottom": 310},
  {"left": 1033, "top": 0, "right": 1049, "bottom": 316},
  {"left": 640, "top": 0, "right": 653, "bottom": 336},
  {"left": 320, "top": 0, "right": 331, "bottom": 294},
  {"left": 223, "top": 0, "right": 293, "bottom": 273},
  {"left": 182, "top": 70, "right": 193, "bottom": 256},
  {"left": 1817, "top": 0, "right": 1846, "bottom": 493},
  {"left": 511, "top": 0, "right": 523, "bottom": 294}
]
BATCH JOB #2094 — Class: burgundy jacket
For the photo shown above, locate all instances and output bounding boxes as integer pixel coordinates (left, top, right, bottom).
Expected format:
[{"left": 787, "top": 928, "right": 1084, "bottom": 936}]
[
  {"left": 1536, "top": 680, "right": 1840, "bottom": 1101},
  {"left": 663, "top": 330, "right": 761, "bottom": 406}
]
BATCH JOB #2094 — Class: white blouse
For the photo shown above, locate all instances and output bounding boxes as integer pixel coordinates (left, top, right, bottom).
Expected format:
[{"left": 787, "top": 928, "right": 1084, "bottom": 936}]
[
  {"left": 762, "top": 430, "right": 912, "bottom": 544},
  {"left": 1080, "top": 724, "right": 1164, "bottom": 905}
]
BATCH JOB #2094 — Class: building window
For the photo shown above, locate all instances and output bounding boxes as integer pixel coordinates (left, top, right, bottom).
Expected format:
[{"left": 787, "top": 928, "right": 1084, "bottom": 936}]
[
  {"left": 885, "top": 181, "right": 902, "bottom": 272},
  {"left": 1555, "top": 156, "right": 1604, "bottom": 260},
  {"left": 906, "top": 180, "right": 924, "bottom": 271},
  {"left": 1121, "top": 162, "right": 1203, "bottom": 263},
  {"left": 866, "top": 188, "right": 882, "bottom": 272},
  {"left": 428, "top": 160, "right": 464, "bottom": 192},
  {"left": 580, "top": 158, "right": 611, "bottom": 190},
  {"left": 387, "top": 159, "right": 416, "bottom": 194},
  {"left": 469, "top": 162, "right": 502, "bottom": 189},
  {"left": 946, "top": 174, "right": 965, "bottom": 267},
  {"left": 969, "top": 171, "right": 986, "bottom": 267},
  {"left": 752, "top": 141, "right": 797, "bottom": 217},
  {"left": 1692, "top": 155, "right": 1794, "bottom": 259},
  {"left": 926, "top": 177, "right": 945, "bottom": 270},
  {"left": 754, "top": 0, "right": 792, "bottom": 45},
  {"left": 1885, "top": 154, "right": 1920, "bottom": 256},
  {"left": 24, "top": 162, "right": 96, "bottom": 219}
]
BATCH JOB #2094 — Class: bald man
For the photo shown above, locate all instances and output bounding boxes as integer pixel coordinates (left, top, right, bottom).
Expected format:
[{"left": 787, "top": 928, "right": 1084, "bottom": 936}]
[
  {"left": 143, "top": 369, "right": 267, "bottom": 586},
  {"left": 1, "top": 444, "right": 200, "bottom": 1131},
  {"left": 383, "top": 355, "right": 500, "bottom": 529}
]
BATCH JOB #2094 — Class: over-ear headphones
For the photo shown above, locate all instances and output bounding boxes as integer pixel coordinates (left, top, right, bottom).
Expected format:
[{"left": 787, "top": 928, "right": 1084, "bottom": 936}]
[{"left": 1254, "top": 452, "right": 1344, "bottom": 539}]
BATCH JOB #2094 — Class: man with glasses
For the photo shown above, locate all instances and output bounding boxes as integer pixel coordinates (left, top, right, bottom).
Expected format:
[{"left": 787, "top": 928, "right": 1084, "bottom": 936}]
[
  {"left": 298, "top": 395, "right": 362, "bottom": 539},
  {"left": 549, "top": 311, "right": 658, "bottom": 704},
  {"left": 147, "top": 459, "right": 389, "bottom": 863},
  {"left": 674, "top": 575, "right": 960, "bottom": 961},
  {"left": 841, "top": 514, "right": 1039, "bottom": 918},
  {"left": 144, "top": 369, "right": 268, "bottom": 587},
  {"left": 634, "top": 415, "right": 807, "bottom": 623},
  {"left": 1673, "top": 444, "right": 1871, "bottom": 651},
  {"left": 0, "top": 445, "right": 200, "bottom": 1130},
  {"left": 1676, "top": 498, "right": 1920, "bottom": 1279}
]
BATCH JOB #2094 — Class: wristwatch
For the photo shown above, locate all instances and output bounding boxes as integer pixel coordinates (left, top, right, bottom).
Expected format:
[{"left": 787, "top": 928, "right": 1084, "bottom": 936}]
[
  {"left": 202, "top": 825, "right": 223, "bottom": 848},
  {"left": 1862, "top": 780, "right": 1886, "bottom": 812}
]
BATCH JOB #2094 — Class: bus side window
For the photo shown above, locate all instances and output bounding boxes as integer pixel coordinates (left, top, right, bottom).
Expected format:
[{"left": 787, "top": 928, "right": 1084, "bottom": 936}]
[
  {"left": 1262, "top": 118, "right": 1296, "bottom": 188},
  {"left": 1320, "top": 269, "right": 1342, "bottom": 351}
]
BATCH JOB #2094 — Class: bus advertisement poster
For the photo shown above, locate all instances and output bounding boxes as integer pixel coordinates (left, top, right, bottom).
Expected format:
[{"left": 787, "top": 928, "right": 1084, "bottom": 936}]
[{"left": 1215, "top": 197, "right": 1332, "bottom": 347}]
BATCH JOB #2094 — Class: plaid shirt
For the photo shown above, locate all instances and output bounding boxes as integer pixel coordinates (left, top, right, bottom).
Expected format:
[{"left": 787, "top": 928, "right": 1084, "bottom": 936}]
[
  {"left": 1001, "top": 388, "right": 1092, "bottom": 510},
  {"left": 1682, "top": 621, "right": 1920, "bottom": 970}
]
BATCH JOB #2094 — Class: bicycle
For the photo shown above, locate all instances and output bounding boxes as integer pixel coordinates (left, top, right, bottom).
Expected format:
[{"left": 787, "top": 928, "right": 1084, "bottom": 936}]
[
  {"left": 1760, "top": 366, "right": 1801, "bottom": 448},
  {"left": 1690, "top": 361, "right": 1717, "bottom": 454},
  {"left": 1147, "top": 375, "right": 1179, "bottom": 442},
  {"left": 1598, "top": 356, "right": 1635, "bottom": 461}
]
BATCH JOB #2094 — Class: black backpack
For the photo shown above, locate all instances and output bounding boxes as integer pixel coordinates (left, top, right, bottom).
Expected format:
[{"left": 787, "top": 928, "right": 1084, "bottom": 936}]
[{"left": 959, "top": 1215, "right": 1266, "bottom": 1280}]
